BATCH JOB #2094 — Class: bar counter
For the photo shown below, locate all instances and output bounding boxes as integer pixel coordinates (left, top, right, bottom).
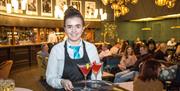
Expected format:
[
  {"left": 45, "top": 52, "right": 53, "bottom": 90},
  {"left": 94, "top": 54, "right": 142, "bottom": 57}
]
[{"left": 0, "top": 42, "right": 47, "bottom": 68}]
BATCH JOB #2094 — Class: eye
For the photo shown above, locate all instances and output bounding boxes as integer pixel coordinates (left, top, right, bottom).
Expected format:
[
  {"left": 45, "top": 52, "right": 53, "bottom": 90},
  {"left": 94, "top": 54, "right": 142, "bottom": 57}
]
[
  {"left": 76, "top": 25, "right": 82, "bottom": 29},
  {"left": 66, "top": 25, "right": 72, "bottom": 29}
]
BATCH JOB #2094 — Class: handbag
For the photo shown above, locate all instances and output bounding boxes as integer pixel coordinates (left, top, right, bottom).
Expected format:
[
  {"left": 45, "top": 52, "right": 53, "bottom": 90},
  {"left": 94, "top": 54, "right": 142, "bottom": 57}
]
[{"left": 159, "top": 65, "right": 178, "bottom": 81}]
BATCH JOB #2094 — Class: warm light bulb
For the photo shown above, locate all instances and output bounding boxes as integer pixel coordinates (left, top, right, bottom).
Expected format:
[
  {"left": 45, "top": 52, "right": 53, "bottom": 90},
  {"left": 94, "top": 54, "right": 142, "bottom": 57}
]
[
  {"left": 131, "top": 0, "right": 138, "bottom": 5},
  {"left": 155, "top": 0, "right": 167, "bottom": 6},
  {"left": 166, "top": 1, "right": 175, "bottom": 8}
]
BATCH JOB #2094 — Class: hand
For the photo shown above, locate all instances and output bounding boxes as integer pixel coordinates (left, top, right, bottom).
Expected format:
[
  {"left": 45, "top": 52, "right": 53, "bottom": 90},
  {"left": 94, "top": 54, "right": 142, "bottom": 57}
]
[
  {"left": 61, "top": 79, "right": 74, "bottom": 91},
  {"left": 118, "top": 64, "right": 126, "bottom": 70}
]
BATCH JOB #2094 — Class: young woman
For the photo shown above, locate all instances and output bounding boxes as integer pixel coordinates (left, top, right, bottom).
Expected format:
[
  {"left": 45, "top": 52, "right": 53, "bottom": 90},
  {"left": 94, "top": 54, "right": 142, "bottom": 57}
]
[
  {"left": 133, "top": 60, "right": 164, "bottom": 91},
  {"left": 118, "top": 46, "right": 137, "bottom": 71},
  {"left": 46, "top": 7, "right": 101, "bottom": 90}
]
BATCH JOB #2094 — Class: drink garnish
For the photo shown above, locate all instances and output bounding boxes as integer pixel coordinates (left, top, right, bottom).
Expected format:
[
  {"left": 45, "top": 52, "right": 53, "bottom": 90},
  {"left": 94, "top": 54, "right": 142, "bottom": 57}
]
[{"left": 86, "top": 63, "right": 90, "bottom": 69}]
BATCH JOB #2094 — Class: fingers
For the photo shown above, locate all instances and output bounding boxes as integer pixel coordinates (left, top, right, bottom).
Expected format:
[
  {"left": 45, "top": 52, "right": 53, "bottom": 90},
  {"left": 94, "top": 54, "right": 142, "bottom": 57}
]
[{"left": 61, "top": 79, "right": 74, "bottom": 91}]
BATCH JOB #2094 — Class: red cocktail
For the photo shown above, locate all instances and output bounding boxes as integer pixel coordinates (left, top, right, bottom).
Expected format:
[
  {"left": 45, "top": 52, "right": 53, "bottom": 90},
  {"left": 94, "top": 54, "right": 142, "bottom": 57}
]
[
  {"left": 78, "top": 63, "right": 92, "bottom": 90},
  {"left": 92, "top": 62, "right": 102, "bottom": 88},
  {"left": 92, "top": 62, "right": 102, "bottom": 80},
  {"left": 92, "top": 63, "right": 102, "bottom": 75},
  {"left": 79, "top": 64, "right": 91, "bottom": 78}
]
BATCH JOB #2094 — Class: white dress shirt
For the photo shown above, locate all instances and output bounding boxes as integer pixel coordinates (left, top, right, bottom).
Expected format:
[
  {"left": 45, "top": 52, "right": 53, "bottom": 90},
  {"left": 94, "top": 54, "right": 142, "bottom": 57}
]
[{"left": 46, "top": 39, "right": 102, "bottom": 89}]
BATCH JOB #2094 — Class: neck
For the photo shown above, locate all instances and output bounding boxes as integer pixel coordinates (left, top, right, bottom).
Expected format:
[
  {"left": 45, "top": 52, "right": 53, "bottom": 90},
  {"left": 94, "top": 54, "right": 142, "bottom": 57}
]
[{"left": 67, "top": 39, "right": 81, "bottom": 46}]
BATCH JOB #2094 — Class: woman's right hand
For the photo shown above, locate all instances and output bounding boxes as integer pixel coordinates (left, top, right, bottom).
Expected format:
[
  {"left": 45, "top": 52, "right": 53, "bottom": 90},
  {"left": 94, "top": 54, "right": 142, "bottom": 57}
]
[
  {"left": 118, "top": 64, "right": 126, "bottom": 70},
  {"left": 61, "top": 79, "right": 74, "bottom": 91}
]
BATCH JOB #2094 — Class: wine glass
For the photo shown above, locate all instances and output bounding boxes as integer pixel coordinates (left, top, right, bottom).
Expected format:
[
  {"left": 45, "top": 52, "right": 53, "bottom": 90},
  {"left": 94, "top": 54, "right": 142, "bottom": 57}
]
[
  {"left": 77, "top": 63, "right": 92, "bottom": 90},
  {"left": 92, "top": 62, "right": 102, "bottom": 88}
]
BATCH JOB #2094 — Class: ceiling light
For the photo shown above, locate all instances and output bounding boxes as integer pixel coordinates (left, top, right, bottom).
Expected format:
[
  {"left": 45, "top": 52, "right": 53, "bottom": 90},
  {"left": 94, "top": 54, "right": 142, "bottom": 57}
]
[{"left": 155, "top": 0, "right": 176, "bottom": 8}]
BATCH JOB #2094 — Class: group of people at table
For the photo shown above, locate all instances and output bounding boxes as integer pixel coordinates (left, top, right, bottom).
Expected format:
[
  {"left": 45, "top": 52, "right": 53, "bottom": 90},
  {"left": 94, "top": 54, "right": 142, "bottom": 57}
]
[{"left": 37, "top": 6, "right": 180, "bottom": 91}]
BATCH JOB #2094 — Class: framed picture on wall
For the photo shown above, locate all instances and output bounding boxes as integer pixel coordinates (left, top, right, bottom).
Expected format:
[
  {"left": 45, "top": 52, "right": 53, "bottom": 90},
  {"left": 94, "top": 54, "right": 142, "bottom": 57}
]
[
  {"left": 18, "top": 1, "right": 23, "bottom": 13},
  {"left": 85, "top": 1, "right": 96, "bottom": 18},
  {"left": 41, "top": 0, "right": 52, "bottom": 16},
  {"left": 13, "top": 0, "right": 23, "bottom": 13},
  {"left": 56, "top": 0, "right": 67, "bottom": 12},
  {"left": 70, "top": 0, "right": 81, "bottom": 13},
  {"left": 0, "top": 0, "right": 7, "bottom": 11},
  {"left": 26, "top": 0, "right": 38, "bottom": 15}
]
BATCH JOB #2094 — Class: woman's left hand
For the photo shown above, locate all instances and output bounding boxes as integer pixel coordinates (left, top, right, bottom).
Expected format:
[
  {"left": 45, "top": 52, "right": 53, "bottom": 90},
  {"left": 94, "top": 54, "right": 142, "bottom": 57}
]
[{"left": 61, "top": 79, "right": 74, "bottom": 91}]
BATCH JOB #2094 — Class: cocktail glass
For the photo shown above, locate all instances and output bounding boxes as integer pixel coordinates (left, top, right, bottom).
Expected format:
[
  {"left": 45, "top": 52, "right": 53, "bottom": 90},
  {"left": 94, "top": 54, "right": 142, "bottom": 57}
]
[
  {"left": 78, "top": 63, "right": 92, "bottom": 90},
  {"left": 92, "top": 62, "right": 102, "bottom": 88}
]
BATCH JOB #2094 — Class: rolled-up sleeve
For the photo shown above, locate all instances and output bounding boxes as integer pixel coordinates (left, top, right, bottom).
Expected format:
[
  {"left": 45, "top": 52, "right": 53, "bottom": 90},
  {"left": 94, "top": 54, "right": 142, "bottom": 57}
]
[{"left": 46, "top": 45, "right": 64, "bottom": 89}]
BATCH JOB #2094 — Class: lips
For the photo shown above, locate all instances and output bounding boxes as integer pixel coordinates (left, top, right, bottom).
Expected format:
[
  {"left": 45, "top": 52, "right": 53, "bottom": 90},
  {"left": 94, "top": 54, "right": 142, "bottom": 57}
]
[{"left": 70, "top": 33, "right": 79, "bottom": 37}]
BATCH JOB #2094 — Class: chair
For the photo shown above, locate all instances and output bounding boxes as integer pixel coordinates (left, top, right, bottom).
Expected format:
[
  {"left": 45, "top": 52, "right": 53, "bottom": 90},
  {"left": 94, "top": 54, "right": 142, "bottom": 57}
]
[
  {"left": 0, "top": 60, "right": 13, "bottom": 79},
  {"left": 36, "top": 55, "right": 48, "bottom": 80},
  {"left": 103, "top": 56, "right": 121, "bottom": 74}
]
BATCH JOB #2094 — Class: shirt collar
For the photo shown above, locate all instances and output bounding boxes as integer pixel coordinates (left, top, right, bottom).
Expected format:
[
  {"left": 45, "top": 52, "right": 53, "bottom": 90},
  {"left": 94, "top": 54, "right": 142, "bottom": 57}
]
[{"left": 67, "top": 39, "right": 82, "bottom": 47}]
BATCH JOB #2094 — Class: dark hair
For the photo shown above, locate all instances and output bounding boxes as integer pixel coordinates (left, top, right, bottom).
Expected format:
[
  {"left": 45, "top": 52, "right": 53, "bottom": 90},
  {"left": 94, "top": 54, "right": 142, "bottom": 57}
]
[
  {"left": 64, "top": 6, "right": 85, "bottom": 27},
  {"left": 138, "top": 60, "right": 161, "bottom": 82},
  {"left": 140, "top": 44, "right": 148, "bottom": 50},
  {"left": 121, "top": 41, "right": 128, "bottom": 53},
  {"left": 47, "top": 43, "right": 54, "bottom": 53}
]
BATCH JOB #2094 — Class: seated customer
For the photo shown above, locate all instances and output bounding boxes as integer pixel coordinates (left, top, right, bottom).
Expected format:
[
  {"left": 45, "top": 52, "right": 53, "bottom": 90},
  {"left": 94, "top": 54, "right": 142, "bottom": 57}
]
[
  {"left": 110, "top": 43, "right": 121, "bottom": 56},
  {"left": 99, "top": 44, "right": 112, "bottom": 60},
  {"left": 154, "top": 43, "right": 169, "bottom": 61},
  {"left": 118, "top": 46, "right": 137, "bottom": 71},
  {"left": 37, "top": 44, "right": 49, "bottom": 66},
  {"left": 171, "top": 44, "right": 180, "bottom": 62},
  {"left": 114, "top": 45, "right": 152, "bottom": 83},
  {"left": 37, "top": 44, "right": 49, "bottom": 79},
  {"left": 133, "top": 60, "right": 163, "bottom": 91}
]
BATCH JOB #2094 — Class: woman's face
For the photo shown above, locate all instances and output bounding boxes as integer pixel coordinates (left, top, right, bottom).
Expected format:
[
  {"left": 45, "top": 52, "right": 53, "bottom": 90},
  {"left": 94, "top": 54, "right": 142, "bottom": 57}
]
[
  {"left": 64, "top": 17, "right": 84, "bottom": 42},
  {"left": 127, "top": 47, "right": 133, "bottom": 55},
  {"left": 149, "top": 44, "right": 155, "bottom": 50}
]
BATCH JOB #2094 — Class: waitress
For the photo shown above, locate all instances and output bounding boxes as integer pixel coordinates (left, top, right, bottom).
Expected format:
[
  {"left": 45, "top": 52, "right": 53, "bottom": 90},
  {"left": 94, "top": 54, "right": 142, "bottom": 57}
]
[{"left": 46, "top": 6, "right": 102, "bottom": 91}]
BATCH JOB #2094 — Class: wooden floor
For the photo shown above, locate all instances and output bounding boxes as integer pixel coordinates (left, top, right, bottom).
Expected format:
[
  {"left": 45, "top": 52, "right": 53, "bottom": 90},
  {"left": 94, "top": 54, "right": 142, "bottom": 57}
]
[{"left": 9, "top": 64, "right": 46, "bottom": 91}]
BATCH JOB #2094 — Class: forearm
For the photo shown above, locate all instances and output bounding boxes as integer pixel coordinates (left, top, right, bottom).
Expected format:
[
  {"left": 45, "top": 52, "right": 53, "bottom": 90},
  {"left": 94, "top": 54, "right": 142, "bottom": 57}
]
[{"left": 46, "top": 75, "right": 63, "bottom": 89}]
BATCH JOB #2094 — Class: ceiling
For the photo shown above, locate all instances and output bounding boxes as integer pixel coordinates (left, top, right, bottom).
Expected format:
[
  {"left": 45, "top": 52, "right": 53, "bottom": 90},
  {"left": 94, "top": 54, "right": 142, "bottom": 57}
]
[{"left": 105, "top": 0, "right": 180, "bottom": 21}]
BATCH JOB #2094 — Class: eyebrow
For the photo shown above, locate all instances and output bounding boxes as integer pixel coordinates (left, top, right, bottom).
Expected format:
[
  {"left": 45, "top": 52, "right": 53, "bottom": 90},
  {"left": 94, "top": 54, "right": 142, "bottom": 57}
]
[{"left": 66, "top": 24, "right": 82, "bottom": 27}]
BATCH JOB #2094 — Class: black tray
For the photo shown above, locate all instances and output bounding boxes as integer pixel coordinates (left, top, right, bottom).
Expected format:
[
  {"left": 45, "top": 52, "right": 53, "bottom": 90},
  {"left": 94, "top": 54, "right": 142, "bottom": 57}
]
[{"left": 72, "top": 80, "right": 127, "bottom": 91}]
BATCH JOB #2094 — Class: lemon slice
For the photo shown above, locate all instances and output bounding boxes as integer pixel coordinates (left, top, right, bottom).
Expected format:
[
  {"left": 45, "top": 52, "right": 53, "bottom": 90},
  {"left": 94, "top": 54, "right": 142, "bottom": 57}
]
[{"left": 86, "top": 63, "right": 90, "bottom": 69}]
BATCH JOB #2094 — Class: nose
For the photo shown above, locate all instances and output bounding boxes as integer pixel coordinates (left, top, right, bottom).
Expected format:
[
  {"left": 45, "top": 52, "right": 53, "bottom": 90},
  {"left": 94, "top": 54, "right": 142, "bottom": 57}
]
[{"left": 71, "top": 26, "right": 77, "bottom": 32}]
